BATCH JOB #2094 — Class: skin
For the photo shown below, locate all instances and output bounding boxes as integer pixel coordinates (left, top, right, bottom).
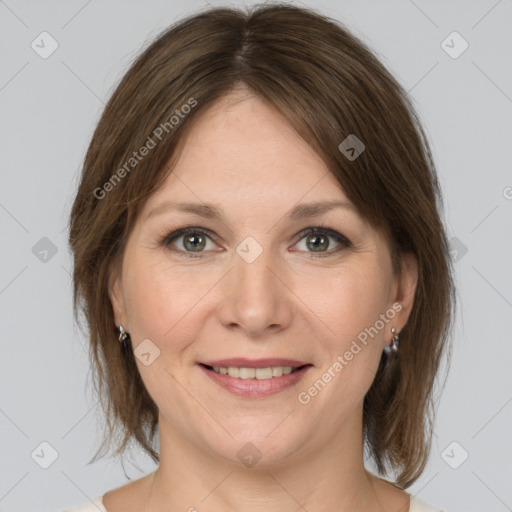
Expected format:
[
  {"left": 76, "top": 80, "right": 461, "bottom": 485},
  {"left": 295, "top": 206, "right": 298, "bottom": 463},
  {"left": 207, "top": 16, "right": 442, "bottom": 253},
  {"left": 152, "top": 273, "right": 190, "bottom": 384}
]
[{"left": 107, "top": 88, "right": 418, "bottom": 512}]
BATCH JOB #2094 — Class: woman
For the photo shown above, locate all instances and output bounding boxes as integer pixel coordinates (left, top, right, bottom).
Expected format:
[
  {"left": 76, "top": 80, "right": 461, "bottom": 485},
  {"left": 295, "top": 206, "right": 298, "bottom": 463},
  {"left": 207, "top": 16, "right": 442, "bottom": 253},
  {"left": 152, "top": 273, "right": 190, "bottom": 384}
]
[{"left": 64, "top": 3, "right": 455, "bottom": 511}]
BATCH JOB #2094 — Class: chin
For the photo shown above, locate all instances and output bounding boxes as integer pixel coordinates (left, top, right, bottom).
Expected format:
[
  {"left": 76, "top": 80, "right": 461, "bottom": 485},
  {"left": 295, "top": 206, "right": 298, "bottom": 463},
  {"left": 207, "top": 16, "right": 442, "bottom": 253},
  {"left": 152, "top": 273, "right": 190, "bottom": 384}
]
[{"left": 200, "top": 422, "right": 311, "bottom": 469}]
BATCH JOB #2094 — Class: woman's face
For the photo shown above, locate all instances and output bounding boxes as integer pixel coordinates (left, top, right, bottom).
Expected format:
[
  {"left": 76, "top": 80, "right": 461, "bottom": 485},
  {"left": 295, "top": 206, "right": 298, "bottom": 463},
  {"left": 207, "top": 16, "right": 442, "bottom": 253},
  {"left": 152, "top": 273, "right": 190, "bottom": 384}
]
[{"left": 110, "top": 90, "right": 417, "bottom": 467}]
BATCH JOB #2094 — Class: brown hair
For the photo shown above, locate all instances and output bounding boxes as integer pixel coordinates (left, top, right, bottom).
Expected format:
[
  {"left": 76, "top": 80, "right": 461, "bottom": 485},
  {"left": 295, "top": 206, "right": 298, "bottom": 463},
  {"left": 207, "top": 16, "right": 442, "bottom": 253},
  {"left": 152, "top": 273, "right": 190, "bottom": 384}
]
[{"left": 68, "top": 3, "right": 455, "bottom": 487}]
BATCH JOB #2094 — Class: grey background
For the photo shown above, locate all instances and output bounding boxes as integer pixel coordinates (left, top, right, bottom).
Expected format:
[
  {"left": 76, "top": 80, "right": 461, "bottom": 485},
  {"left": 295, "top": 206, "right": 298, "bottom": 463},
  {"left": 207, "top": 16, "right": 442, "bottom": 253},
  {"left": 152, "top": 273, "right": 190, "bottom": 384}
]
[{"left": 1, "top": 1, "right": 511, "bottom": 511}]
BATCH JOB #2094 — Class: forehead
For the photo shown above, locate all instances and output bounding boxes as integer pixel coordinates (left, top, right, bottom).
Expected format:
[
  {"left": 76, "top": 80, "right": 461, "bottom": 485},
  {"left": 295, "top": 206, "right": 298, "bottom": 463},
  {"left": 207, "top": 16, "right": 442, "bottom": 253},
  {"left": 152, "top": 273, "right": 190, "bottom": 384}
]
[{"left": 142, "top": 91, "right": 350, "bottom": 215}]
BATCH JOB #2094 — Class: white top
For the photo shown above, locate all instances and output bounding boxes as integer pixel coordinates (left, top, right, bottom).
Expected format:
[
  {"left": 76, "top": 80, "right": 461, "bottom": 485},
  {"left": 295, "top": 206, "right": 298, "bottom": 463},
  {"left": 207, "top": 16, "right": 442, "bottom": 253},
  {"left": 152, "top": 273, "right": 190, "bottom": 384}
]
[{"left": 61, "top": 494, "right": 444, "bottom": 511}]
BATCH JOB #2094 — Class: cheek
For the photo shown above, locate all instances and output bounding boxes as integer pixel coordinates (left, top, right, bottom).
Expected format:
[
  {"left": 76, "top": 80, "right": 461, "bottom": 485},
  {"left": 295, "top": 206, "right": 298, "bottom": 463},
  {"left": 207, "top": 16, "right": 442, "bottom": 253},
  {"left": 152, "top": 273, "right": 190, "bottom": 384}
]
[
  {"left": 123, "top": 257, "right": 192, "bottom": 342},
  {"left": 121, "top": 258, "right": 199, "bottom": 405},
  {"left": 122, "top": 253, "right": 226, "bottom": 351},
  {"left": 303, "top": 262, "right": 391, "bottom": 343},
  {"left": 305, "top": 262, "right": 391, "bottom": 393}
]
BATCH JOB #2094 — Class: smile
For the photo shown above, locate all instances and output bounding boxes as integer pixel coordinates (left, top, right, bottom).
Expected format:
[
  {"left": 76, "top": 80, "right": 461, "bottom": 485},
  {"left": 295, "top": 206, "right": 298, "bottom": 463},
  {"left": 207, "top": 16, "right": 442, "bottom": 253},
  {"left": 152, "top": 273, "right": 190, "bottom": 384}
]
[
  {"left": 210, "top": 365, "right": 300, "bottom": 379},
  {"left": 198, "top": 360, "right": 313, "bottom": 398}
]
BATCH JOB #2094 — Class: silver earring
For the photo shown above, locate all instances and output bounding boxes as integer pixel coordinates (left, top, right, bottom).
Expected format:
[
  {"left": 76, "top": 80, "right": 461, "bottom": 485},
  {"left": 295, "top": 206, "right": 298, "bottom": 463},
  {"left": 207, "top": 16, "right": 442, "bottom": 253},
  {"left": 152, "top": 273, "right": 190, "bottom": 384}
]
[
  {"left": 118, "top": 325, "right": 131, "bottom": 348},
  {"left": 384, "top": 327, "right": 399, "bottom": 355}
]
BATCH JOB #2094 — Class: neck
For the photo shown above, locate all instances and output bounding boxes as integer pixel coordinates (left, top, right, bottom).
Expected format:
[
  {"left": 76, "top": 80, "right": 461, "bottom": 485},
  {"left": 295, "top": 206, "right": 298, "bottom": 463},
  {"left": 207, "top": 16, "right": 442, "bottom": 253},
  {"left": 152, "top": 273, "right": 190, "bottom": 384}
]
[{"left": 144, "top": 409, "right": 396, "bottom": 512}]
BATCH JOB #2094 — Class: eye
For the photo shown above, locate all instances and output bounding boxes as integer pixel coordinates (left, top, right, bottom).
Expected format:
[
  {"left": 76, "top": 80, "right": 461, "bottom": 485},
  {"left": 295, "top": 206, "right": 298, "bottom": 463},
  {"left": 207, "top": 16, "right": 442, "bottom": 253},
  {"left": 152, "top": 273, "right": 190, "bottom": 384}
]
[
  {"left": 159, "top": 226, "right": 352, "bottom": 259},
  {"left": 292, "top": 227, "right": 352, "bottom": 257},
  {"left": 160, "top": 227, "right": 219, "bottom": 258}
]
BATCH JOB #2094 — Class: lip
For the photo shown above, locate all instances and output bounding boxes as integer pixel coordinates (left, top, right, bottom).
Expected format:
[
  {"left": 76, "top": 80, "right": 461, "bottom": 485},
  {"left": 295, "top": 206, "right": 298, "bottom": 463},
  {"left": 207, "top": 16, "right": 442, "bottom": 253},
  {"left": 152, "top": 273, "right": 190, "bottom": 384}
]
[
  {"left": 198, "top": 362, "right": 313, "bottom": 399},
  {"left": 199, "top": 358, "right": 310, "bottom": 368}
]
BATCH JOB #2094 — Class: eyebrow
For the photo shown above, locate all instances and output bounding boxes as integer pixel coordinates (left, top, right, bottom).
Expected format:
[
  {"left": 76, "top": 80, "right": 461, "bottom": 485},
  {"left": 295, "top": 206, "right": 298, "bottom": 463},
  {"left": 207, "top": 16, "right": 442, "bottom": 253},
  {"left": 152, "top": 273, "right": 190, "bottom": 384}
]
[{"left": 145, "top": 200, "right": 357, "bottom": 222}]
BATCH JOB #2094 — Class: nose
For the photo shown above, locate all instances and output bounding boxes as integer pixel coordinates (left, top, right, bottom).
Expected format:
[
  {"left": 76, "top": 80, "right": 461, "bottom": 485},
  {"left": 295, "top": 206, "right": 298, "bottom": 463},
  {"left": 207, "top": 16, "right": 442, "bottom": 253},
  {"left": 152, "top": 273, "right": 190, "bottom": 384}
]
[{"left": 216, "top": 240, "right": 293, "bottom": 338}]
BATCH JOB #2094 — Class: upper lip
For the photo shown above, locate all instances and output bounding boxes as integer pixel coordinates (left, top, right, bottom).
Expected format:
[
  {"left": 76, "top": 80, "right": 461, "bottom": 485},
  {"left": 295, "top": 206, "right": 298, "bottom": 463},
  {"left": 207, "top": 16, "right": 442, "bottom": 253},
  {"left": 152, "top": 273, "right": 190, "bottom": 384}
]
[{"left": 199, "top": 358, "right": 311, "bottom": 368}]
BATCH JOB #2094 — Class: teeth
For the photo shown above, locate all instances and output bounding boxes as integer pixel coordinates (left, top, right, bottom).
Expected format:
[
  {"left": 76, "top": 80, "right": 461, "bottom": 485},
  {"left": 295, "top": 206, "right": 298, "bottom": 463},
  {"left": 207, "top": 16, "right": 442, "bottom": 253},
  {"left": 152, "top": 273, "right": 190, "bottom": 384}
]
[
  {"left": 239, "top": 367, "right": 255, "bottom": 379},
  {"left": 227, "top": 367, "right": 240, "bottom": 378},
  {"left": 272, "top": 367, "right": 283, "bottom": 377},
  {"left": 210, "top": 365, "right": 299, "bottom": 379},
  {"left": 256, "top": 367, "right": 273, "bottom": 379}
]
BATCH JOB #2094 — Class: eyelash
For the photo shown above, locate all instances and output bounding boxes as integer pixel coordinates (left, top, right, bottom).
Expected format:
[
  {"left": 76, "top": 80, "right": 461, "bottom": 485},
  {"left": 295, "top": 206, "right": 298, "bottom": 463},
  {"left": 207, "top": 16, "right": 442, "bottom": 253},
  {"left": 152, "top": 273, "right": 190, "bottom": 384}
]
[{"left": 158, "top": 225, "right": 352, "bottom": 259}]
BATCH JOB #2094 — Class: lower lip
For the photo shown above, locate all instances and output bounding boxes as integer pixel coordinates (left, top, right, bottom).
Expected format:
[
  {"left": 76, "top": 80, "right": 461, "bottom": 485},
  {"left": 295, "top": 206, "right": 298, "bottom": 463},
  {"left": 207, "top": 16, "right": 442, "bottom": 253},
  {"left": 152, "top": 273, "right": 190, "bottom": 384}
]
[{"left": 198, "top": 364, "right": 312, "bottom": 398}]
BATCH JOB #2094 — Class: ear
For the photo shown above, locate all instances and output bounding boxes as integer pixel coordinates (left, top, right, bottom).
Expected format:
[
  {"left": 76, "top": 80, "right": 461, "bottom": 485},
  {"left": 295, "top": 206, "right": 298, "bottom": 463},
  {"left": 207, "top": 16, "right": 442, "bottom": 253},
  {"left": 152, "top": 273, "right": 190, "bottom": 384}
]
[
  {"left": 108, "top": 262, "right": 128, "bottom": 328},
  {"left": 391, "top": 252, "right": 418, "bottom": 330}
]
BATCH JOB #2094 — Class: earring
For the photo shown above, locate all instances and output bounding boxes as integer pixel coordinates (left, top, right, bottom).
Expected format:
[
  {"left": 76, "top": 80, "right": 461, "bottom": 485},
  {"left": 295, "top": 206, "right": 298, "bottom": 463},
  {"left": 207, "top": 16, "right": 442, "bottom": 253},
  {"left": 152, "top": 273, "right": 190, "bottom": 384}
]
[
  {"left": 118, "top": 325, "right": 131, "bottom": 349},
  {"left": 384, "top": 327, "right": 399, "bottom": 355}
]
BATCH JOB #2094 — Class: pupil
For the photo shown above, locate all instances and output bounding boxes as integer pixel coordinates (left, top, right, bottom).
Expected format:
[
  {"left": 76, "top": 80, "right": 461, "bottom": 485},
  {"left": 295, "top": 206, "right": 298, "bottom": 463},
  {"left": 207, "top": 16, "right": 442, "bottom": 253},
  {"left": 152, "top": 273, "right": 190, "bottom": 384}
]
[
  {"left": 185, "top": 233, "right": 205, "bottom": 251},
  {"left": 308, "top": 234, "right": 328, "bottom": 252}
]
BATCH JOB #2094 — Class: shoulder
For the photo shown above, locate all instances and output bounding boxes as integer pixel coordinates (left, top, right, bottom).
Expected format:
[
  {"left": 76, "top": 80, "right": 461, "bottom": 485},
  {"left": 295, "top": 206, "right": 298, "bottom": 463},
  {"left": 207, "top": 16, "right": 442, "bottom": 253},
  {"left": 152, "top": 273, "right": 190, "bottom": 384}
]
[
  {"left": 60, "top": 495, "right": 107, "bottom": 512},
  {"left": 409, "top": 494, "right": 446, "bottom": 512}
]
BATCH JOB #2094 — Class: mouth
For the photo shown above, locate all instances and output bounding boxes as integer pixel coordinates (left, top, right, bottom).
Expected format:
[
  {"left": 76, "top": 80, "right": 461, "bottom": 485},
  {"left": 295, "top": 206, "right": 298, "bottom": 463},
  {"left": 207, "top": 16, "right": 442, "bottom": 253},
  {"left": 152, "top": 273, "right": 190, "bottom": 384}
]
[
  {"left": 197, "top": 359, "right": 313, "bottom": 398},
  {"left": 199, "top": 363, "right": 308, "bottom": 379}
]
